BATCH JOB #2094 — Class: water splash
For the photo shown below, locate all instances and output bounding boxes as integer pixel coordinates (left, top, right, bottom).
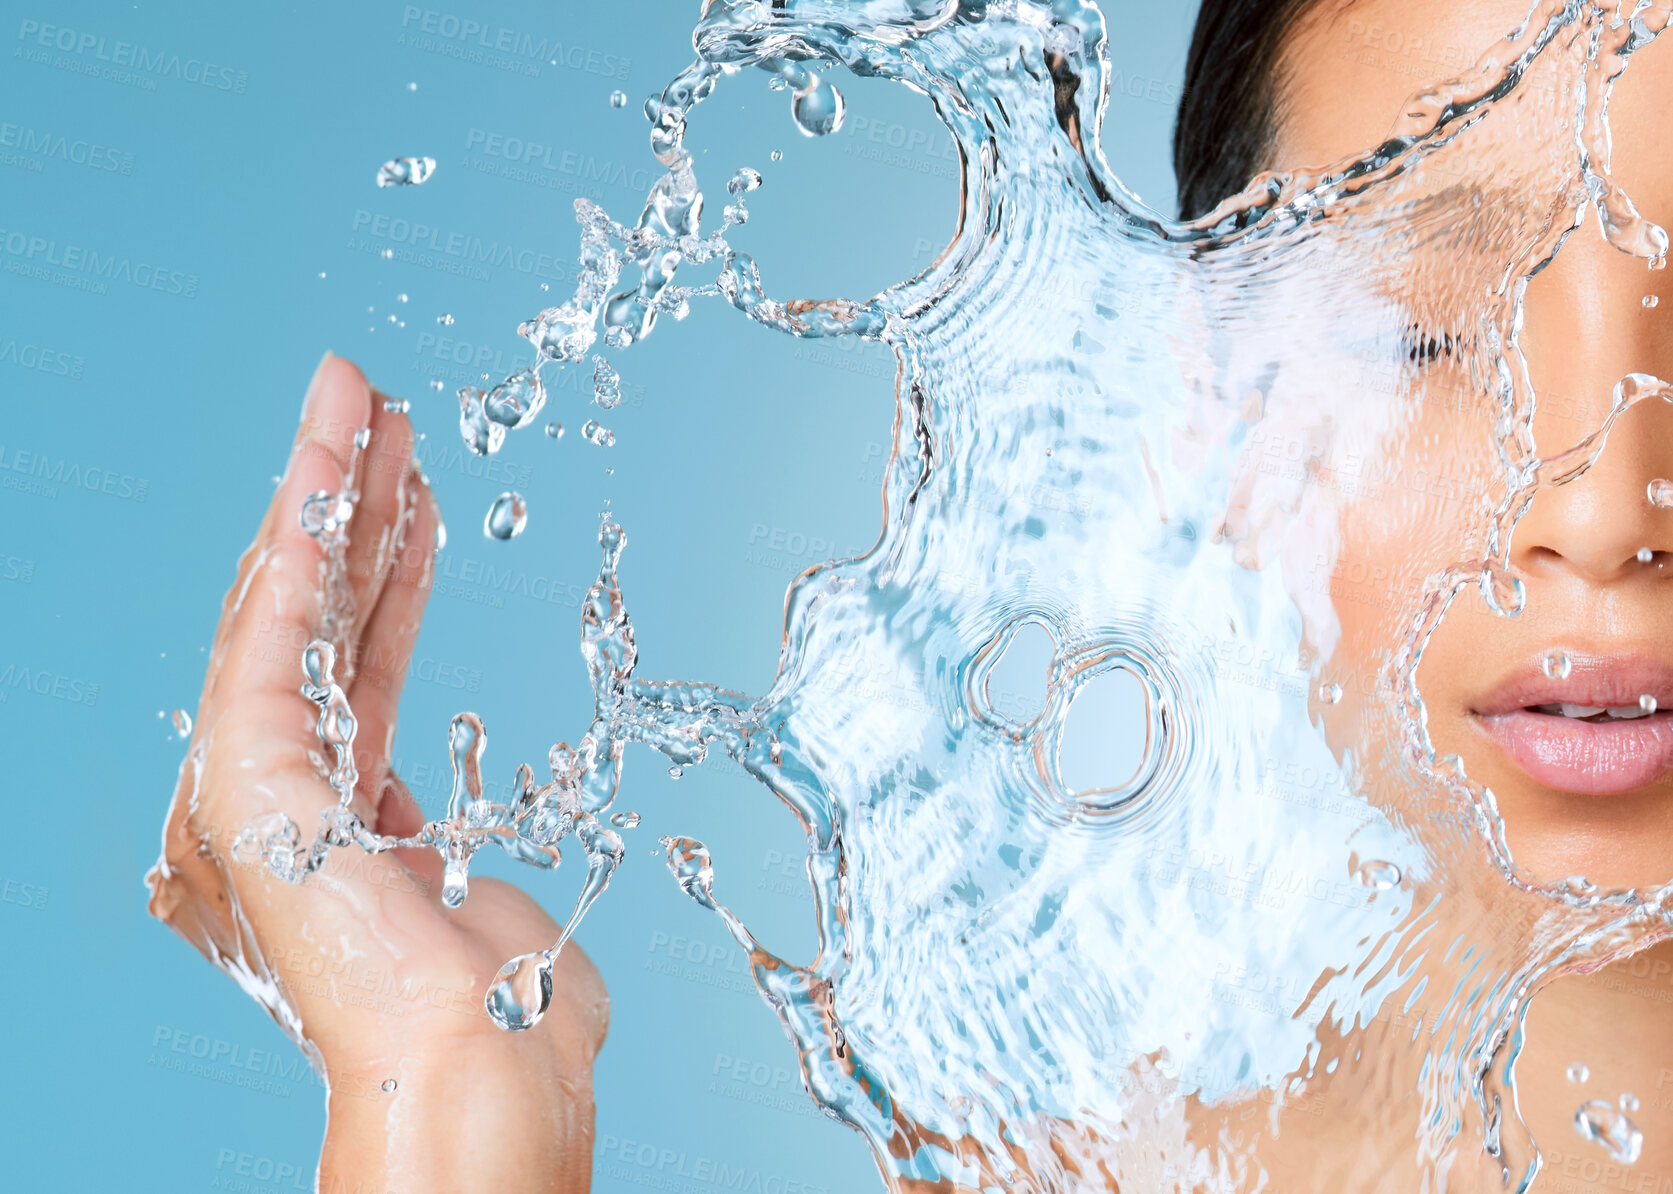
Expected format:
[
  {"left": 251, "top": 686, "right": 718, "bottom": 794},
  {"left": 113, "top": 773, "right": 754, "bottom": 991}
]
[
  {"left": 238, "top": 516, "right": 637, "bottom": 1030},
  {"left": 199, "top": 0, "right": 1673, "bottom": 1186}
]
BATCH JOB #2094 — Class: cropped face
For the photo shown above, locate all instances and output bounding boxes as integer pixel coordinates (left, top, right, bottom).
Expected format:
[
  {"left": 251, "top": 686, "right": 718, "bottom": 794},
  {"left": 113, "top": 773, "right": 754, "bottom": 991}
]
[{"left": 1275, "top": 0, "right": 1673, "bottom": 891}]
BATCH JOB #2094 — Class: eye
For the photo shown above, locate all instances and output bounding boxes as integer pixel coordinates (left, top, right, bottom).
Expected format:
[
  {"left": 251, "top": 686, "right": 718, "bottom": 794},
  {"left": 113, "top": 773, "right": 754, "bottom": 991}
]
[{"left": 1403, "top": 324, "right": 1460, "bottom": 365}]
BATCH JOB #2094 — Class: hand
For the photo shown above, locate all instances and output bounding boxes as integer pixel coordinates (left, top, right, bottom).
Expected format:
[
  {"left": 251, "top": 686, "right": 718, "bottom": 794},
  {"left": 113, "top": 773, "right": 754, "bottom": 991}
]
[{"left": 147, "top": 353, "right": 608, "bottom": 1193}]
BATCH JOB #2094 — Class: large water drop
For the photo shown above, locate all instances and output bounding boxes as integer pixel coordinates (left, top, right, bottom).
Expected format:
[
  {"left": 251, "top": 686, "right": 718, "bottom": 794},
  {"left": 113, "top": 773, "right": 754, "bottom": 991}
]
[
  {"left": 790, "top": 78, "right": 844, "bottom": 137},
  {"left": 484, "top": 492, "right": 528, "bottom": 541},
  {"left": 485, "top": 951, "right": 554, "bottom": 1032}
]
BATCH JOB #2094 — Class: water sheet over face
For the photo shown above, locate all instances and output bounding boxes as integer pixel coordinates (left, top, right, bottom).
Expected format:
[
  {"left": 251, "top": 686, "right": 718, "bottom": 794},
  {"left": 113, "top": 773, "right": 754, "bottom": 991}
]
[{"left": 188, "top": 0, "right": 1673, "bottom": 1189}]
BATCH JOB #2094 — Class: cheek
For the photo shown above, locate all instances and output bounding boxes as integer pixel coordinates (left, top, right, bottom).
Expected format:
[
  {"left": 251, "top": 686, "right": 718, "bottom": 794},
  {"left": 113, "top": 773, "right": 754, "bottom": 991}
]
[{"left": 1324, "top": 463, "right": 1497, "bottom": 733}]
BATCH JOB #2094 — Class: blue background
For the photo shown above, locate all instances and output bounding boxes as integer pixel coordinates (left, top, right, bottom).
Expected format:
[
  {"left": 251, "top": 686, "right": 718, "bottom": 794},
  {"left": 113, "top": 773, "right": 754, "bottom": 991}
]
[{"left": 0, "top": 2, "right": 1192, "bottom": 1189}]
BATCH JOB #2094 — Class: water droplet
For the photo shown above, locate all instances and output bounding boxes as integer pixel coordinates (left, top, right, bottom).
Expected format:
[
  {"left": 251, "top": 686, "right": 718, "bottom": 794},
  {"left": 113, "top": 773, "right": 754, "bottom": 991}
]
[
  {"left": 441, "top": 856, "right": 469, "bottom": 908},
  {"left": 317, "top": 271, "right": 327, "bottom": 279},
  {"left": 1622, "top": 1092, "right": 1640, "bottom": 1112},
  {"left": 610, "top": 89, "right": 627, "bottom": 108},
  {"left": 1355, "top": 860, "right": 1401, "bottom": 889},
  {"left": 1574, "top": 1098, "right": 1642, "bottom": 1164},
  {"left": 662, "top": 836, "right": 715, "bottom": 904},
  {"left": 299, "top": 490, "right": 355, "bottom": 542},
  {"left": 1645, "top": 295, "right": 1660, "bottom": 308},
  {"left": 302, "top": 639, "right": 337, "bottom": 692},
  {"left": 380, "top": 248, "right": 394, "bottom": 260},
  {"left": 1569, "top": 1062, "right": 1590, "bottom": 1083},
  {"left": 770, "top": 149, "right": 783, "bottom": 162},
  {"left": 437, "top": 313, "right": 454, "bottom": 326},
  {"left": 171, "top": 709, "right": 192, "bottom": 738},
  {"left": 591, "top": 356, "right": 621, "bottom": 409},
  {"left": 376, "top": 155, "right": 436, "bottom": 188},
  {"left": 482, "top": 368, "right": 546, "bottom": 430},
  {"left": 1638, "top": 547, "right": 1655, "bottom": 564},
  {"left": 668, "top": 765, "right": 683, "bottom": 780},
  {"left": 1480, "top": 565, "right": 1525, "bottom": 616},
  {"left": 457, "top": 386, "right": 506, "bottom": 456},
  {"left": 727, "top": 167, "right": 763, "bottom": 196},
  {"left": 1318, "top": 683, "right": 1342, "bottom": 705},
  {"left": 484, "top": 492, "right": 528, "bottom": 541},
  {"left": 233, "top": 810, "right": 305, "bottom": 881},
  {"left": 791, "top": 78, "right": 846, "bottom": 136},
  {"left": 382, "top": 1078, "right": 398, "bottom": 1092},
  {"left": 1563, "top": 874, "right": 1598, "bottom": 897},
  {"left": 1543, "top": 651, "right": 1573, "bottom": 680},
  {"left": 485, "top": 951, "right": 553, "bottom": 1031},
  {"left": 353, "top": 428, "right": 372, "bottom": 450},
  {"left": 1641, "top": 694, "right": 1659, "bottom": 714},
  {"left": 383, "top": 398, "right": 410, "bottom": 414},
  {"left": 610, "top": 810, "right": 641, "bottom": 828},
  {"left": 546, "top": 422, "right": 565, "bottom": 439},
  {"left": 581, "top": 419, "right": 616, "bottom": 448},
  {"left": 434, "top": 520, "right": 447, "bottom": 551},
  {"left": 429, "top": 378, "right": 445, "bottom": 391}
]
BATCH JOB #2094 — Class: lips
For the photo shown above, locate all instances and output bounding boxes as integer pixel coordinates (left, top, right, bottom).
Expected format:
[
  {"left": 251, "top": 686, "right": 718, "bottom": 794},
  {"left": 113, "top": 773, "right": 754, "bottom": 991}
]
[{"left": 1472, "top": 655, "right": 1673, "bottom": 796}]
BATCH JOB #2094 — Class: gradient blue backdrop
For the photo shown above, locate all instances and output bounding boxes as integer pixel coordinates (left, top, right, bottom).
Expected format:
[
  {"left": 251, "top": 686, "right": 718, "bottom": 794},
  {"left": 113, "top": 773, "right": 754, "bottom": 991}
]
[{"left": 0, "top": 2, "right": 1193, "bottom": 1189}]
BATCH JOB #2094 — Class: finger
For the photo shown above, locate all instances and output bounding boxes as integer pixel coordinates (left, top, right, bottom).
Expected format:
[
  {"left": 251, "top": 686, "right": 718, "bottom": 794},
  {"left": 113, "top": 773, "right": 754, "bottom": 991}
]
[
  {"left": 208, "top": 353, "right": 373, "bottom": 711},
  {"left": 341, "top": 388, "right": 418, "bottom": 676},
  {"left": 348, "top": 473, "right": 439, "bottom": 824},
  {"left": 193, "top": 351, "right": 342, "bottom": 727}
]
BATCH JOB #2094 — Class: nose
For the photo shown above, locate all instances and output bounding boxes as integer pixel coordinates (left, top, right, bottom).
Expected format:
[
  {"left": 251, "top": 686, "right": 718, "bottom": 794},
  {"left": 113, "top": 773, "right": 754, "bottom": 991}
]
[{"left": 1512, "top": 233, "right": 1673, "bottom": 582}]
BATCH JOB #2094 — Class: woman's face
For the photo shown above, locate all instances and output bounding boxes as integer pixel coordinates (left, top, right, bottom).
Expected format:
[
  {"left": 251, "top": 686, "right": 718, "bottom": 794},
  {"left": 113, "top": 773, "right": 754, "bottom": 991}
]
[{"left": 1277, "top": 0, "right": 1673, "bottom": 891}]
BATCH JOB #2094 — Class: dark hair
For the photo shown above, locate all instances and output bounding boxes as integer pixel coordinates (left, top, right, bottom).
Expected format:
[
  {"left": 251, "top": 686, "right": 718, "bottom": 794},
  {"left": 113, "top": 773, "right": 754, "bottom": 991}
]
[{"left": 1172, "top": 0, "right": 1322, "bottom": 221}]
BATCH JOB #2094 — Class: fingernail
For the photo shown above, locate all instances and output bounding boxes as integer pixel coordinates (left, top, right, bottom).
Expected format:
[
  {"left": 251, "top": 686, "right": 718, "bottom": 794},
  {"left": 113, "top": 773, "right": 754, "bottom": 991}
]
[{"left": 302, "top": 350, "right": 335, "bottom": 419}]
